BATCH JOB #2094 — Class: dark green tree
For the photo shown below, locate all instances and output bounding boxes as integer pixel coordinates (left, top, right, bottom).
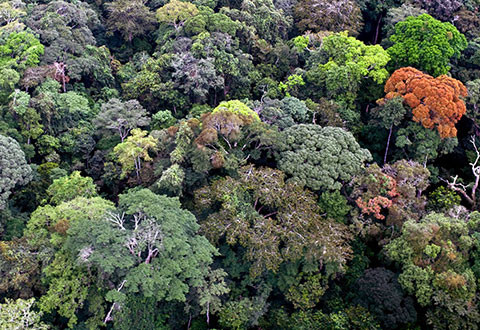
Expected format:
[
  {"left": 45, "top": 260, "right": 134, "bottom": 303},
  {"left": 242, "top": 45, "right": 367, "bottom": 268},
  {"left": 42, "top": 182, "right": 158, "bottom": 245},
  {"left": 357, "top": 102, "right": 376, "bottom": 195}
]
[
  {"left": 106, "top": 0, "right": 156, "bottom": 43},
  {"left": 372, "top": 96, "right": 406, "bottom": 164},
  {"left": 221, "top": 0, "right": 292, "bottom": 43},
  {"left": 275, "top": 124, "right": 372, "bottom": 191},
  {"left": 353, "top": 268, "right": 417, "bottom": 329},
  {"left": 395, "top": 122, "right": 458, "bottom": 165},
  {"left": 171, "top": 52, "right": 224, "bottom": 104},
  {"left": 412, "top": 0, "right": 462, "bottom": 21},
  {"left": 254, "top": 97, "right": 311, "bottom": 130},
  {"left": 64, "top": 189, "right": 218, "bottom": 324},
  {"left": 26, "top": 0, "right": 101, "bottom": 82},
  {"left": 294, "top": 0, "right": 363, "bottom": 36}
]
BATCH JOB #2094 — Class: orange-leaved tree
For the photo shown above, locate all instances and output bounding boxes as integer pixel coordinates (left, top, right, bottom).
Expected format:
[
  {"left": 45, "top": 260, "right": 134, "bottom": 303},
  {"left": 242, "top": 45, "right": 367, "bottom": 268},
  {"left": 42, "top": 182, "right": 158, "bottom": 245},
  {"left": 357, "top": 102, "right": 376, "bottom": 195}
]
[{"left": 378, "top": 67, "right": 467, "bottom": 138}]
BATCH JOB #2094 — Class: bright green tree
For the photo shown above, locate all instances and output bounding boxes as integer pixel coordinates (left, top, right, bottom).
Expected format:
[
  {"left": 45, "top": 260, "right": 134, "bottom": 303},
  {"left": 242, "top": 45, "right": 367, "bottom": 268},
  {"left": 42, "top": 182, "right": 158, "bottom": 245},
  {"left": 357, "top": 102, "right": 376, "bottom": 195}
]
[
  {"left": 183, "top": 6, "right": 240, "bottom": 37},
  {"left": 0, "top": 31, "right": 44, "bottom": 71},
  {"left": 25, "top": 196, "right": 115, "bottom": 327},
  {"left": 194, "top": 108, "right": 277, "bottom": 171},
  {"left": 0, "top": 31, "right": 43, "bottom": 99},
  {"left": 0, "top": 298, "right": 49, "bottom": 330},
  {"left": 38, "top": 251, "right": 102, "bottom": 328},
  {"left": 212, "top": 100, "right": 260, "bottom": 121},
  {"left": 387, "top": 14, "right": 467, "bottom": 76},
  {"left": 320, "top": 32, "right": 390, "bottom": 84},
  {"left": 305, "top": 32, "right": 390, "bottom": 123},
  {"left": 152, "top": 110, "right": 176, "bottom": 129},
  {"left": 113, "top": 128, "right": 158, "bottom": 180},
  {"left": 46, "top": 171, "right": 97, "bottom": 205},
  {"left": 278, "top": 73, "right": 305, "bottom": 97},
  {"left": 318, "top": 190, "right": 351, "bottom": 223},
  {"left": 156, "top": 0, "right": 199, "bottom": 31}
]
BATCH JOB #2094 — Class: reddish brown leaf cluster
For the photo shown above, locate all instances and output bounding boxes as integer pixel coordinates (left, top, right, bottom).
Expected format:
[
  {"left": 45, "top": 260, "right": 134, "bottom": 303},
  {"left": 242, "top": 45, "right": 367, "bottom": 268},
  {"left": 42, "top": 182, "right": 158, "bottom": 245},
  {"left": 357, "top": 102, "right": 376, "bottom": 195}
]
[
  {"left": 379, "top": 67, "right": 467, "bottom": 138},
  {"left": 21, "top": 62, "right": 70, "bottom": 91},
  {"left": 355, "top": 173, "right": 398, "bottom": 220}
]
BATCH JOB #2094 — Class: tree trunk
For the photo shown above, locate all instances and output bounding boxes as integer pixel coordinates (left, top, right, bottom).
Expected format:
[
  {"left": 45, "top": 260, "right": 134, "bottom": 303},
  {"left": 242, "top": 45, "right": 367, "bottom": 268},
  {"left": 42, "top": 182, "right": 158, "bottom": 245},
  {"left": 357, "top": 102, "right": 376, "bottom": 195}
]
[
  {"left": 134, "top": 156, "right": 141, "bottom": 182},
  {"left": 384, "top": 124, "right": 393, "bottom": 165},
  {"left": 206, "top": 302, "right": 210, "bottom": 325},
  {"left": 373, "top": 14, "right": 383, "bottom": 45},
  {"left": 104, "top": 280, "right": 127, "bottom": 324}
]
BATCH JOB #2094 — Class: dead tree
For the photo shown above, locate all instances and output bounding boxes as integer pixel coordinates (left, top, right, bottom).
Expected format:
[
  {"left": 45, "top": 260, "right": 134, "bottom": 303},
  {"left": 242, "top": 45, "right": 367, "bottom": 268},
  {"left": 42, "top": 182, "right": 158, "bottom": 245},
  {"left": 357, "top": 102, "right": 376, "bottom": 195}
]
[{"left": 442, "top": 136, "right": 480, "bottom": 208}]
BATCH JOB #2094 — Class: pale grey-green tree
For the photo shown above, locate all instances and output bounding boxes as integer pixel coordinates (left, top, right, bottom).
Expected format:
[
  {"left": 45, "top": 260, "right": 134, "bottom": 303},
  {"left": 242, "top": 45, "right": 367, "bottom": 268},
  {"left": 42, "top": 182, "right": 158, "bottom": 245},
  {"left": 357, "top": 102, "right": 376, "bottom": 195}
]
[
  {"left": 0, "top": 298, "right": 49, "bottom": 330},
  {"left": 94, "top": 98, "right": 150, "bottom": 142},
  {"left": 0, "top": 135, "right": 32, "bottom": 210}
]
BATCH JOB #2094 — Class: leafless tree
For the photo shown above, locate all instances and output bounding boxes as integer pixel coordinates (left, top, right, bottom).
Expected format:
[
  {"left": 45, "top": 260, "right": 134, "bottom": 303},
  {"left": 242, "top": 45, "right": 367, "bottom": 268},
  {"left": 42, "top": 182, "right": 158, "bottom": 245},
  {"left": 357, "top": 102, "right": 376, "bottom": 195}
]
[{"left": 442, "top": 136, "right": 480, "bottom": 208}]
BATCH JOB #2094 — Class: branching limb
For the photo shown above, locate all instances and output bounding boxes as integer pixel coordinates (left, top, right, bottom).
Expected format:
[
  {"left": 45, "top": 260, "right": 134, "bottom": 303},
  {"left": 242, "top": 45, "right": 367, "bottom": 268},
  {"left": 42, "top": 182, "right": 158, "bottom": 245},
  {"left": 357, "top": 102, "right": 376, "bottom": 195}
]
[
  {"left": 104, "top": 280, "right": 127, "bottom": 324},
  {"left": 441, "top": 136, "right": 480, "bottom": 208}
]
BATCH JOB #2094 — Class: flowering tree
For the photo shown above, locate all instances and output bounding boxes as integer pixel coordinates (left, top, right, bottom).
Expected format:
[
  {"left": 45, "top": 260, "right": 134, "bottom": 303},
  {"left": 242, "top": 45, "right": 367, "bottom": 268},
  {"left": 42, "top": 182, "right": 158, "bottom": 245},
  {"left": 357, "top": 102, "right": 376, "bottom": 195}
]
[{"left": 378, "top": 67, "right": 467, "bottom": 138}]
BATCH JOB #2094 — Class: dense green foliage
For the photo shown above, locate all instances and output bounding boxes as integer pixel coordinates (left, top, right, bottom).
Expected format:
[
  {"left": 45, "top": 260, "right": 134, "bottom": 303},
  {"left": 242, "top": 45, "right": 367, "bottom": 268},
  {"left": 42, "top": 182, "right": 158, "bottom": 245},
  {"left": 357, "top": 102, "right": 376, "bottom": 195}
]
[
  {"left": 0, "top": 134, "right": 32, "bottom": 210},
  {"left": 3, "top": 0, "right": 480, "bottom": 328},
  {"left": 387, "top": 14, "right": 467, "bottom": 75},
  {"left": 276, "top": 125, "right": 372, "bottom": 190}
]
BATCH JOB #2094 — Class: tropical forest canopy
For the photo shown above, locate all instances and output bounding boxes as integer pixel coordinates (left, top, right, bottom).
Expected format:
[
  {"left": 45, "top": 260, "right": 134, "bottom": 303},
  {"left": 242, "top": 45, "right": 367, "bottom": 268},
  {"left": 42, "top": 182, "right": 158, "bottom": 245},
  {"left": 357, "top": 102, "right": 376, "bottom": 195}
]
[{"left": 3, "top": 0, "right": 480, "bottom": 329}]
